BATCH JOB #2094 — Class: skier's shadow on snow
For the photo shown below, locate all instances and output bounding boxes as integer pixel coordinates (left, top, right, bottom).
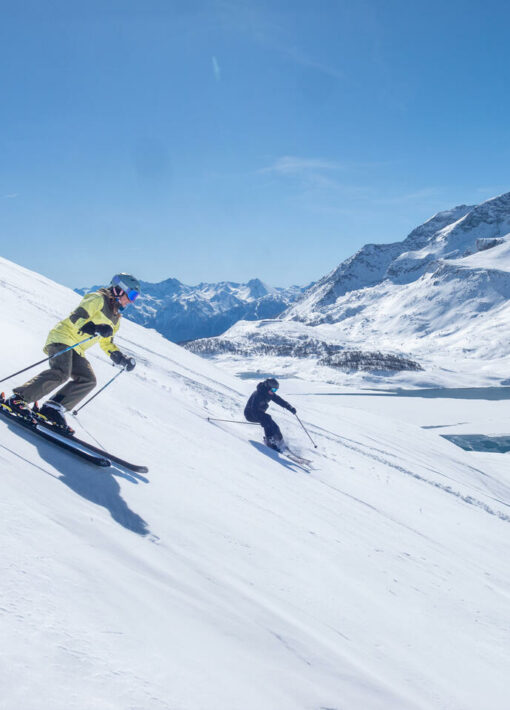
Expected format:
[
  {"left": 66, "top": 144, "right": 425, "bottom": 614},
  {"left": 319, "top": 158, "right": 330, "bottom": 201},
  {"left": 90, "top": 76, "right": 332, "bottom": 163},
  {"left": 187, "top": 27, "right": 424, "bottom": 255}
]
[
  {"left": 7, "top": 421, "right": 151, "bottom": 536},
  {"left": 249, "top": 440, "right": 302, "bottom": 472}
]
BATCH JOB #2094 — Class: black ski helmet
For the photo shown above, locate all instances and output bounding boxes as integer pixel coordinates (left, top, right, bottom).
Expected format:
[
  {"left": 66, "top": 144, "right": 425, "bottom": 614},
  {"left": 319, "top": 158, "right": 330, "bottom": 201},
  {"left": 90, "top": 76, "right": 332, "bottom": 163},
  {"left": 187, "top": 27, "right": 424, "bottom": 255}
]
[{"left": 264, "top": 378, "right": 279, "bottom": 390}]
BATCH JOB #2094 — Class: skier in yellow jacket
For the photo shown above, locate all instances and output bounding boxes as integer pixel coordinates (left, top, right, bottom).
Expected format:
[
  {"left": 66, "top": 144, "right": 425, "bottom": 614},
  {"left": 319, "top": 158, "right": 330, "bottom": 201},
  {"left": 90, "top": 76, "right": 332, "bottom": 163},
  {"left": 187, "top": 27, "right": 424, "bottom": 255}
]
[{"left": 6, "top": 273, "right": 140, "bottom": 428}]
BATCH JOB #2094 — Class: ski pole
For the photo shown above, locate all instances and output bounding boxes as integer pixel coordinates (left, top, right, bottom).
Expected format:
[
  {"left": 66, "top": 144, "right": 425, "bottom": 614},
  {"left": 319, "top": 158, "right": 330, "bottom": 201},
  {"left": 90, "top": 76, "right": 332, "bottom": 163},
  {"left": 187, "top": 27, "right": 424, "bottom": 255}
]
[
  {"left": 207, "top": 417, "right": 258, "bottom": 424},
  {"left": 0, "top": 337, "right": 96, "bottom": 385},
  {"left": 72, "top": 367, "right": 126, "bottom": 415},
  {"left": 294, "top": 413, "right": 318, "bottom": 449}
]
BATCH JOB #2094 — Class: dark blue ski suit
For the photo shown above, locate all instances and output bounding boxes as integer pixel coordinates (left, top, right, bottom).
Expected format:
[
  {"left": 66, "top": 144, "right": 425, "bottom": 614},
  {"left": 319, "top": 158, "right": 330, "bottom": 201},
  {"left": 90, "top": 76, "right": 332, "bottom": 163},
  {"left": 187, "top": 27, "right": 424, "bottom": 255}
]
[{"left": 244, "top": 381, "right": 295, "bottom": 444}]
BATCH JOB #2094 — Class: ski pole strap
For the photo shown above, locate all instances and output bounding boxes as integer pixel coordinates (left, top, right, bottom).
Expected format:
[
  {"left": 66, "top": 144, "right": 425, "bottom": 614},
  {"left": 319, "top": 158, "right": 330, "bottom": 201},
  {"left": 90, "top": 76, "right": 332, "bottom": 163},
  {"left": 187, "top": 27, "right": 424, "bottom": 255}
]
[
  {"left": 72, "top": 367, "right": 126, "bottom": 415},
  {"left": 0, "top": 336, "right": 95, "bottom": 384}
]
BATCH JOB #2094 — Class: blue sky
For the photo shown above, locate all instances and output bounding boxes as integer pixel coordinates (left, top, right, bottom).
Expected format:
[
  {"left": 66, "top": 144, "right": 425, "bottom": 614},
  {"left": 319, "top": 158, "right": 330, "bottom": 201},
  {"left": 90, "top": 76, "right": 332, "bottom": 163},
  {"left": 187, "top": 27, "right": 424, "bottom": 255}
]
[{"left": 1, "top": 0, "right": 509, "bottom": 289}]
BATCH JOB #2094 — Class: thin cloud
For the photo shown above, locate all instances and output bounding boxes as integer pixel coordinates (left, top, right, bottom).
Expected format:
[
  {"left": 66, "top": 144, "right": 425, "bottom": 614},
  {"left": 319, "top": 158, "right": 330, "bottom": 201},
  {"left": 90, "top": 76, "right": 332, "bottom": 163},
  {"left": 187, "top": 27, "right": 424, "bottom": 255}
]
[
  {"left": 280, "top": 46, "right": 344, "bottom": 81},
  {"left": 475, "top": 186, "right": 509, "bottom": 196},
  {"left": 213, "top": 2, "right": 346, "bottom": 88},
  {"left": 257, "top": 156, "right": 441, "bottom": 216},
  {"left": 212, "top": 56, "right": 221, "bottom": 81},
  {"left": 373, "top": 188, "right": 440, "bottom": 206},
  {"left": 2, "top": 193, "right": 19, "bottom": 199},
  {"left": 259, "top": 156, "right": 389, "bottom": 177},
  {"left": 259, "top": 156, "right": 343, "bottom": 176}
]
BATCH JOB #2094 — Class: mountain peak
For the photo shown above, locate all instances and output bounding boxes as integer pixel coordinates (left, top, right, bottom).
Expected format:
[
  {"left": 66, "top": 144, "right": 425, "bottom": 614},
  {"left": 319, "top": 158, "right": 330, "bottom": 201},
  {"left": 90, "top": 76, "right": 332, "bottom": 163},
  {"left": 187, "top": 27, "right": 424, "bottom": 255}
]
[
  {"left": 286, "top": 191, "right": 510, "bottom": 318},
  {"left": 246, "top": 278, "right": 271, "bottom": 298}
]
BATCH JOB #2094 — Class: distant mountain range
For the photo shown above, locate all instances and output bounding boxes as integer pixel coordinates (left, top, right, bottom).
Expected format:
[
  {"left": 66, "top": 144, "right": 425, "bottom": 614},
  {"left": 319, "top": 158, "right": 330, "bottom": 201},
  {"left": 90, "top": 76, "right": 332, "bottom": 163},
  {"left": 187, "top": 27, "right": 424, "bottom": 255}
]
[
  {"left": 76, "top": 278, "right": 306, "bottom": 343},
  {"left": 76, "top": 191, "right": 510, "bottom": 379},
  {"left": 185, "top": 191, "right": 510, "bottom": 378}
]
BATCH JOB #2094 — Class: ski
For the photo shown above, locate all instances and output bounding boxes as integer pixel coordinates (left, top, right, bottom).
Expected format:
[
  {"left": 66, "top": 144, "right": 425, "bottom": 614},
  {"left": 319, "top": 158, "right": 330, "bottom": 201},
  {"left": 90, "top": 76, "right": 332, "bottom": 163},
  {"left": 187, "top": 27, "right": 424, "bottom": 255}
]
[
  {"left": 263, "top": 437, "right": 313, "bottom": 468},
  {"left": 0, "top": 403, "right": 111, "bottom": 467},
  {"left": 33, "top": 417, "right": 149, "bottom": 473},
  {"left": 282, "top": 448, "right": 313, "bottom": 467},
  {"left": 34, "top": 424, "right": 112, "bottom": 467}
]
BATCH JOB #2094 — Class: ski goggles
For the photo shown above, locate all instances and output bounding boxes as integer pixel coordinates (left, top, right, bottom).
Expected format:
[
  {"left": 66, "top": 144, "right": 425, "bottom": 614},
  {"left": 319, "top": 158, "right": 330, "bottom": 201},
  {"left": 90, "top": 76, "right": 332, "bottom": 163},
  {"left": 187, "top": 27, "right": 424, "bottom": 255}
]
[
  {"left": 270, "top": 387, "right": 278, "bottom": 393},
  {"left": 124, "top": 288, "right": 140, "bottom": 302},
  {"left": 117, "top": 281, "right": 140, "bottom": 302}
]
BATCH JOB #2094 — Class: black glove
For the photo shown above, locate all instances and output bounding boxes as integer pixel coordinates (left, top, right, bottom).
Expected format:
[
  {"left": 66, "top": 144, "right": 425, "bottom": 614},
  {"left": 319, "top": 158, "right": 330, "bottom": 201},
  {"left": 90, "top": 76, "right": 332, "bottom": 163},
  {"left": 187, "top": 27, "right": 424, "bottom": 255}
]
[
  {"left": 96, "top": 323, "right": 114, "bottom": 337},
  {"left": 124, "top": 357, "right": 136, "bottom": 372},
  {"left": 110, "top": 350, "right": 136, "bottom": 371},
  {"left": 289, "top": 406, "right": 297, "bottom": 415},
  {"left": 79, "top": 321, "right": 113, "bottom": 338}
]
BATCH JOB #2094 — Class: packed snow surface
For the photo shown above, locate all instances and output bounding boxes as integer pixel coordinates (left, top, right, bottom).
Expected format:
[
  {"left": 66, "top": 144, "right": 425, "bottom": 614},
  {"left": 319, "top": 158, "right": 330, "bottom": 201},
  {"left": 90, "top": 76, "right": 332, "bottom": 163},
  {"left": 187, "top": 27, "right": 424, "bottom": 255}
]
[{"left": 1, "top": 256, "right": 509, "bottom": 710}]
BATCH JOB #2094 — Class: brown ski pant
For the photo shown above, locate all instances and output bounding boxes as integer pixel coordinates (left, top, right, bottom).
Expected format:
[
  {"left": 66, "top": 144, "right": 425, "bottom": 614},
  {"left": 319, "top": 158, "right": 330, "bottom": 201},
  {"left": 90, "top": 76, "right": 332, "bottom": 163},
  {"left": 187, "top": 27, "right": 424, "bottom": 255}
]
[{"left": 13, "top": 343, "right": 97, "bottom": 411}]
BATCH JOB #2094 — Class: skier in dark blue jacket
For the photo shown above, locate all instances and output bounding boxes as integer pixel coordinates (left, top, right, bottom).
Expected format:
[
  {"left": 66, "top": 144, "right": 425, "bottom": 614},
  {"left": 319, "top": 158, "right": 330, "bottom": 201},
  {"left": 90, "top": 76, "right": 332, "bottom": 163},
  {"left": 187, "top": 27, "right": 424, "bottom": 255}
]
[{"left": 244, "top": 378, "right": 296, "bottom": 451}]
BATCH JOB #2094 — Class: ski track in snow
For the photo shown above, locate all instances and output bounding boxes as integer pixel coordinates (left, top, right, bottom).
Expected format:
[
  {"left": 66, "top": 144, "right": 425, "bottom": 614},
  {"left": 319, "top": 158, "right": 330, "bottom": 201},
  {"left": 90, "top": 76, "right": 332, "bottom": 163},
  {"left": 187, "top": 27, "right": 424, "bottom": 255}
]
[{"left": 306, "top": 422, "right": 510, "bottom": 523}]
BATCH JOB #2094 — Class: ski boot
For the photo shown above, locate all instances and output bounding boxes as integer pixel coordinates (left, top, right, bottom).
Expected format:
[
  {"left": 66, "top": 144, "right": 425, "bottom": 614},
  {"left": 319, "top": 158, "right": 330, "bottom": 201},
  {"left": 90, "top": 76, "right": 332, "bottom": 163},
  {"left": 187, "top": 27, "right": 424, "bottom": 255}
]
[
  {"left": 264, "top": 435, "right": 285, "bottom": 453},
  {"left": 38, "top": 400, "right": 74, "bottom": 434},
  {"left": 1, "top": 393, "right": 34, "bottom": 421}
]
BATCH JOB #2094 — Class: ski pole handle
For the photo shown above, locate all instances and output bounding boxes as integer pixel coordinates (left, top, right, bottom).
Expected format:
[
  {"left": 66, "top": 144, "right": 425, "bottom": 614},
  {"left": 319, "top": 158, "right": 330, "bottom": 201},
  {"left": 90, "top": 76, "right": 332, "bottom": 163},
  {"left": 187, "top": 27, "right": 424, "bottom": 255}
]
[
  {"left": 0, "top": 336, "right": 95, "bottom": 384},
  {"left": 294, "top": 413, "right": 318, "bottom": 449}
]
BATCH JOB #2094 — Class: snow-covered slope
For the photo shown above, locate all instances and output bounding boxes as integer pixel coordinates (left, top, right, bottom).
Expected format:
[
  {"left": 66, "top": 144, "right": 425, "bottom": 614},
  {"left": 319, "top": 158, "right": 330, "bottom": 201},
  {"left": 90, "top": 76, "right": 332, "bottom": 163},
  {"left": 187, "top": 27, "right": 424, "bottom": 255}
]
[
  {"left": 185, "top": 193, "right": 510, "bottom": 386},
  {"left": 77, "top": 277, "right": 305, "bottom": 343},
  {"left": 1, "top": 256, "right": 510, "bottom": 710},
  {"left": 187, "top": 317, "right": 424, "bottom": 374}
]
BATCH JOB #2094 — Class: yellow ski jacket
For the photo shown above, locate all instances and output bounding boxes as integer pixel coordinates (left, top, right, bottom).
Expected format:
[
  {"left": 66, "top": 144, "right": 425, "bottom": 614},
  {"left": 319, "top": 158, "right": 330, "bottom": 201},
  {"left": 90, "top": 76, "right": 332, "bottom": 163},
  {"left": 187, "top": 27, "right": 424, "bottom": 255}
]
[{"left": 44, "top": 289, "right": 122, "bottom": 358}]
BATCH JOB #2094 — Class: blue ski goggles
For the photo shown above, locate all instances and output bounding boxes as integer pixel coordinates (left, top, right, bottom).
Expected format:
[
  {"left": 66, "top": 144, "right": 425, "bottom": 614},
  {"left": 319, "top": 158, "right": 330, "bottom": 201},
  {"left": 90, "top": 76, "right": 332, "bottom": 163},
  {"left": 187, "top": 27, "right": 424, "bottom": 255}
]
[
  {"left": 124, "top": 288, "right": 140, "bottom": 302},
  {"left": 116, "top": 281, "right": 140, "bottom": 302},
  {"left": 270, "top": 387, "right": 278, "bottom": 393}
]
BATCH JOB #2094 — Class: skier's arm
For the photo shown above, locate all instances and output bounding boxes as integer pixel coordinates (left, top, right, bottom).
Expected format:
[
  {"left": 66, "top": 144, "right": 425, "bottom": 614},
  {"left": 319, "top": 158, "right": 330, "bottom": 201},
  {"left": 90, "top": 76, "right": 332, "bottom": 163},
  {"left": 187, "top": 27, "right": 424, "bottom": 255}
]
[
  {"left": 102, "top": 324, "right": 133, "bottom": 367},
  {"left": 100, "top": 336, "right": 120, "bottom": 357},
  {"left": 99, "top": 319, "right": 122, "bottom": 357},
  {"left": 68, "top": 292, "right": 105, "bottom": 332},
  {"left": 69, "top": 293, "right": 118, "bottom": 354},
  {"left": 272, "top": 393, "right": 296, "bottom": 414}
]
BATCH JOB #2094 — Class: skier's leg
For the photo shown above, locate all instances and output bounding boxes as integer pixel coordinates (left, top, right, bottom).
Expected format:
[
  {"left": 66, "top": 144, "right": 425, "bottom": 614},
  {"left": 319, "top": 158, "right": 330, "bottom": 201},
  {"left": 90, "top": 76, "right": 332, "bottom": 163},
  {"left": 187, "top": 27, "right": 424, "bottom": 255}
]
[
  {"left": 49, "top": 351, "right": 97, "bottom": 411},
  {"left": 13, "top": 344, "right": 72, "bottom": 404},
  {"left": 259, "top": 413, "right": 283, "bottom": 448}
]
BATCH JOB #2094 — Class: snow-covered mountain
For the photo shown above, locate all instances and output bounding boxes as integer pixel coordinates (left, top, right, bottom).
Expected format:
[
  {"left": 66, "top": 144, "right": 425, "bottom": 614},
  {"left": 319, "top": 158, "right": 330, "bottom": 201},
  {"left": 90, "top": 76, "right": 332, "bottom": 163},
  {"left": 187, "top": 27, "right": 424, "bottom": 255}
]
[
  {"left": 287, "top": 191, "right": 510, "bottom": 321},
  {"left": 76, "top": 277, "right": 305, "bottom": 343},
  {"left": 1, "top": 255, "right": 510, "bottom": 710},
  {"left": 185, "top": 192, "right": 510, "bottom": 385}
]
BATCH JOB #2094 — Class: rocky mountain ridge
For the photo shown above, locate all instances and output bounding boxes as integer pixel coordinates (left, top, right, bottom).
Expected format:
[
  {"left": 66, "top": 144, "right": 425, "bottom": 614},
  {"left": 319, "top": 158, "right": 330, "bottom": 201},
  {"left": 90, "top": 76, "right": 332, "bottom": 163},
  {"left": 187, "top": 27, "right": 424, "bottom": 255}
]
[
  {"left": 76, "top": 277, "right": 306, "bottom": 343},
  {"left": 286, "top": 191, "right": 510, "bottom": 323}
]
